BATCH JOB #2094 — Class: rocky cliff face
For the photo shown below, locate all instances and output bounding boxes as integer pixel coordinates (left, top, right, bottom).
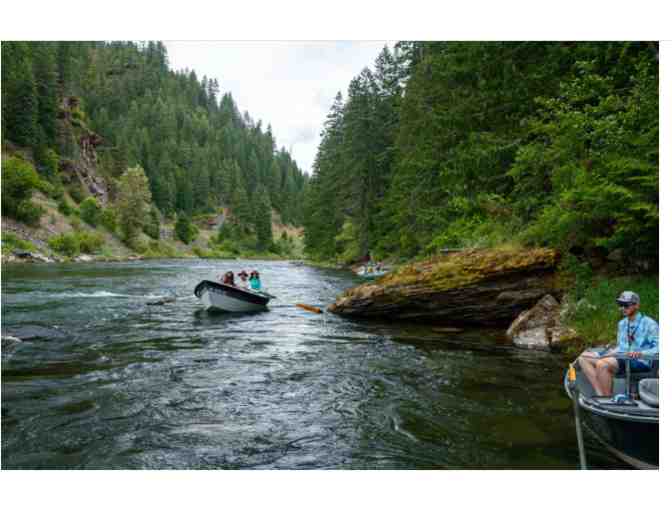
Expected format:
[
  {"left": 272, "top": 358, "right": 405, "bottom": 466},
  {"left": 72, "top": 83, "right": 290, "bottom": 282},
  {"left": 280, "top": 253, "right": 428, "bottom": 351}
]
[
  {"left": 328, "top": 248, "right": 563, "bottom": 326},
  {"left": 58, "top": 96, "right": 109, "bottom": 205}
]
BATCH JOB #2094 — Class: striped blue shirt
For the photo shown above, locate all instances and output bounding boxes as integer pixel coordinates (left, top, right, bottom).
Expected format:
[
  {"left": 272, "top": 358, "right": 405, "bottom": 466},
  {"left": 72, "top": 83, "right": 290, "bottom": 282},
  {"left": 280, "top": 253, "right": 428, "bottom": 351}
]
[{"left": 616, "top": 313, "right": 659, "bottom": 361}]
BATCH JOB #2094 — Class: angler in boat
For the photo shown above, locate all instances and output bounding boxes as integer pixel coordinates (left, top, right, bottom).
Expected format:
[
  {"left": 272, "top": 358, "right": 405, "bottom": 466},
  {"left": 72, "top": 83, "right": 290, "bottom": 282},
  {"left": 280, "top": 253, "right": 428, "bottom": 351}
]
[
  {"left": 577, "top": 291, "right": 659, "bottom": 396},
  {"left": 565, "top": 291, "right": 659, "bottom": 469}
]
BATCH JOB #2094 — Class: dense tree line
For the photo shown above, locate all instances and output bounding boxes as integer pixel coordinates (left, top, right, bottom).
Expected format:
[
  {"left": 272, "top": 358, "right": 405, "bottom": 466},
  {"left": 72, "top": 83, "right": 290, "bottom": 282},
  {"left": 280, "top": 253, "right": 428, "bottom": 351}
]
[
  {"left": 2, "top": 41, "right": 308, "bottom": 250},
  {"left": 303, "top": 42, "right": 658, "bottom": 269}
]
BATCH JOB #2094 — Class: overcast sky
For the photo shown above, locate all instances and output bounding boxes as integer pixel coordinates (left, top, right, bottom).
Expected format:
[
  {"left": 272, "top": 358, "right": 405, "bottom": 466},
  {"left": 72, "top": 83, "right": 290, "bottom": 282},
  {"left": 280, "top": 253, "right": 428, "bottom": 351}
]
[{"left": 163, "top": 41, "right": 392, "bottom": 175}]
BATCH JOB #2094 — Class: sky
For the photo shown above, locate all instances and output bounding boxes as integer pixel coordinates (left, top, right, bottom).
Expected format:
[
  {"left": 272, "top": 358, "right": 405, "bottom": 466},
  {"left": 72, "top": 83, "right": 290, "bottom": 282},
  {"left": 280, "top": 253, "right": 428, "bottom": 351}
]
[{"left": 163, "top": 41, "right": 393, "bottom": 175}]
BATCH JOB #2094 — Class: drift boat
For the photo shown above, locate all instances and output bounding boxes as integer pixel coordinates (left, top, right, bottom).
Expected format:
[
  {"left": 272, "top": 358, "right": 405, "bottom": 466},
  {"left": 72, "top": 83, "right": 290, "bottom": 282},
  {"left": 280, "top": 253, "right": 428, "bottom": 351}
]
[
  {"left": 194, "top": 280, "right": 274, "bottom": 312},
  {"left": 357, "top": 266, "right": 388, "bottom": 278},
  {"left": 564, "top": 349, "right": 659, "bottom": 469}
]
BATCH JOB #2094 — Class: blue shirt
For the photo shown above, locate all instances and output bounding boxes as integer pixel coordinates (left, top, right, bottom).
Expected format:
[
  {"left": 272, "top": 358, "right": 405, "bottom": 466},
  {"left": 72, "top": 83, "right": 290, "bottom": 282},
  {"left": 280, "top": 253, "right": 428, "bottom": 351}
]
[
  {"left": 250, "top": 277, "right": 261, "bottom": 291},
  {"left": 616, "top": 313, "right": 659, "bottom": 359}
]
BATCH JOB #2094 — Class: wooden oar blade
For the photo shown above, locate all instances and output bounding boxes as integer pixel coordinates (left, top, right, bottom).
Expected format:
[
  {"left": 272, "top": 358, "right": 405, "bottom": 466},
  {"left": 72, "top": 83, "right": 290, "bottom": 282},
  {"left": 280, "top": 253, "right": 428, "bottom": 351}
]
[{"left": 296, "top": 303, "right": 322, "bottom": 314}]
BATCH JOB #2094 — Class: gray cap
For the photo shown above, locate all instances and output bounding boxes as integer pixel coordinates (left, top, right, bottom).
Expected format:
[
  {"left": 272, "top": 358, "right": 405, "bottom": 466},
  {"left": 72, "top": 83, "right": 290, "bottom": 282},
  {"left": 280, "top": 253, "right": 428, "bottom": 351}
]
[{"left": 616, "top": 291, "right": 640, "bottom": 305}]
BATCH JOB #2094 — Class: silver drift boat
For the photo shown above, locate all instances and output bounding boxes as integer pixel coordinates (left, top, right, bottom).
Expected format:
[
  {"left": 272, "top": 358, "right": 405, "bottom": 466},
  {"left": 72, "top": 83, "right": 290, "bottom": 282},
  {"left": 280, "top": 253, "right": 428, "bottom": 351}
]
[
  {"left": 564, "top": 349, "right": 659, "bottom": 469},
  {"left": 194, "top": 280, "right": 275, "bottom": 312}
]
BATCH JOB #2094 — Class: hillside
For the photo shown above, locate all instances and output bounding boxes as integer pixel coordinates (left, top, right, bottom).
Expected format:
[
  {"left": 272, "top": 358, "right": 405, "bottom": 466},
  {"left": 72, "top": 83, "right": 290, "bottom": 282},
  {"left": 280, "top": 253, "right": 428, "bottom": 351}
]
[{"left": 2, "top": 41, "right": 307, "bottom": 263}]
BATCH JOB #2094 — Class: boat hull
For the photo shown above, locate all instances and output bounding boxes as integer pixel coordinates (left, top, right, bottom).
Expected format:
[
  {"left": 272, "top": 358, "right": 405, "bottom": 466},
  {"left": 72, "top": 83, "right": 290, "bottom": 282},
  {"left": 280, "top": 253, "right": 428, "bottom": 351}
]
[
  {"left": 580, "top": 410, "right": 658, "bottom": 469},
  {"left": 564, "top": 371, "right": 658, "bottom": 469},
  {"left": 194, "top": 280, "right": 270, "bottom": 312}
]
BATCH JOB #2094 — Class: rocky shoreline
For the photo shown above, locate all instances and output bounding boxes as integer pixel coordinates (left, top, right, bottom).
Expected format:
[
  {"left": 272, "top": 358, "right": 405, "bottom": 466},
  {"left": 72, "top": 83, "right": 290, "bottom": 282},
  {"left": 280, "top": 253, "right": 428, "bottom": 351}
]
[{"left": 328, "top": 247, "right": 579, "bottom": 352}]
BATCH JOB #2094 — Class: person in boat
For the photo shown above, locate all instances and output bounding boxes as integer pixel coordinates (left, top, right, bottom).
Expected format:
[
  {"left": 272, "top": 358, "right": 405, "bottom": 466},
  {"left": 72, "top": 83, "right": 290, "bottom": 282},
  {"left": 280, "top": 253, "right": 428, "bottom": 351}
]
[
  {"left": 220, "top": 271, "right": 235, "bottom": 286},
  {"left": 249, "top": 270, "right": 261, "bottom": 291},
  {"left": 237, "top": 270, "right": 250, "bottom": 289},
  {"left": 578, "top": 291, "right": 659, "bottom": 396}
]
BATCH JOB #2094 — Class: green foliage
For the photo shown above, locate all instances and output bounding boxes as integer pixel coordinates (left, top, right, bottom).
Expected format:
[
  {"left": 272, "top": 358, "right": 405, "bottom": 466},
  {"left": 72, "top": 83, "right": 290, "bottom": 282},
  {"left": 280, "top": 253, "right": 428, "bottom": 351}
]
[
  {"left": 79, "top": 197, "right": 102, "bottom": 226},
  {"left": 2, "top": 42, "right": 38, "bottom": 146},
  {"left": 68, "top": 181, "right": 86, "bottom": 204},
  {"left": 117, "top": 165, "right": 151, "bottom": 245},
  {"left": 16, "top": 201, "right": 45, "bottom": 226},
  {"left": 142, "top": 240, "right": 178, "bottom": 258},
  {"left": 77, "top": 231, "right": 105, "bottom": 253},
  {"left": 48, "top": 231, "right": 105, "bottom": 257},
  {"left": 1, "top": 156, "right": 45, "bottom": 225},
  {"left": 100, "top": 207, "right": 118, "bottom": 233},
  {"left": 1, "top": 232, "right": 37, "bottom": 253},
  {"left": 304, "top": 42, "right": 658, "bottom": 271},
  {"left": 143, "top": 205, "right": 162, "bottom": 240},
  {"left": 510, "top": 56, "right": 658, "bottom": 267},
  {"left": 559, "top": 254, "right": 594, "bottom": 301},
  {"left": 48, "top": 232, "right": 80, "bottom": 257},
  {"left": 58, "top": 198, "right": 73, "bottom": 216},
  {"left": 175, "top": 212, "right": 197, "bottom": 244}
]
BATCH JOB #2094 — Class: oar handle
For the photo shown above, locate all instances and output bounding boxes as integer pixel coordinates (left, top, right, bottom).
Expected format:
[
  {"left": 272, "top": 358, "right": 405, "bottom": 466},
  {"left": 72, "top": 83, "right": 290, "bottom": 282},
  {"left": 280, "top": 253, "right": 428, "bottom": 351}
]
[{"left": 592, "top": 352, "right": 658, "bottom": 361}]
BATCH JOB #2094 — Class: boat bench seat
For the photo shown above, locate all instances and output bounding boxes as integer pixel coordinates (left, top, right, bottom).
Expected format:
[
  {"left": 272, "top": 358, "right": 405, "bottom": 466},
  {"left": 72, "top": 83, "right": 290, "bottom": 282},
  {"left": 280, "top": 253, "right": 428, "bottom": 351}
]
[{"left": 639, "top": 379, "right": 659, "bottom": 407}]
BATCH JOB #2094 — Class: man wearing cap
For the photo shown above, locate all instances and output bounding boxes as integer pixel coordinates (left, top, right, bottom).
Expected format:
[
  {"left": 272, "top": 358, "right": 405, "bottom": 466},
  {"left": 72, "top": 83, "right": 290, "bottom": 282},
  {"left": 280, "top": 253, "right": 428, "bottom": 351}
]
[{"left": 578, "top": 291, "right": 659, "bottom": 396}]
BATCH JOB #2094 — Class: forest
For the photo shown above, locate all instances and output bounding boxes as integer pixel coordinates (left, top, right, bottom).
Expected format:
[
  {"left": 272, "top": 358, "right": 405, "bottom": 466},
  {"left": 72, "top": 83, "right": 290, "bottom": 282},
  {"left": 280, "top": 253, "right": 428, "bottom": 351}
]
[
  {"left": 303, "top": 42, "right": 659, "bottom": 271},
  {"left": 1, "top": 41, "right": 659, "bottom": 269},
  {"left": 2, "top": 41, "right": 308, "bottom": 254}
]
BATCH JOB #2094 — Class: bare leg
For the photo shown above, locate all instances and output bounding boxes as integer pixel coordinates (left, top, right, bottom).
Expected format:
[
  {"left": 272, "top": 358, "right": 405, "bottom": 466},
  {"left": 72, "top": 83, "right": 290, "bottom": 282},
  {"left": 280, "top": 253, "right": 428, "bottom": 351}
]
[
  {"left": 596, "top": 358, "right": 619, "bottom": 396},
  {"left": 578, "top": 352, "right": 602, "bottom": 394}
]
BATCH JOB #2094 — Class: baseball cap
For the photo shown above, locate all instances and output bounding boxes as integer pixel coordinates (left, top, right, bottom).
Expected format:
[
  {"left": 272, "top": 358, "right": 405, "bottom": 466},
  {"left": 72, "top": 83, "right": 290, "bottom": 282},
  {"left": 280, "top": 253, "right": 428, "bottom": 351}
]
[{"left": 616, "top": 291, "right": 640, "bottom": 306}]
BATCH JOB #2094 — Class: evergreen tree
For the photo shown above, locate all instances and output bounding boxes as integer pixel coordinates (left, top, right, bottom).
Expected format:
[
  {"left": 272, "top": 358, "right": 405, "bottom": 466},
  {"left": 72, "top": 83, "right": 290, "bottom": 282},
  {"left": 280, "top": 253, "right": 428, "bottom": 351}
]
[
  {"left": 254, "top": 185, "right": 273, "bottom": 250},
  {"left": 117, "top": 165, "right": 152, "bottom": 245}
]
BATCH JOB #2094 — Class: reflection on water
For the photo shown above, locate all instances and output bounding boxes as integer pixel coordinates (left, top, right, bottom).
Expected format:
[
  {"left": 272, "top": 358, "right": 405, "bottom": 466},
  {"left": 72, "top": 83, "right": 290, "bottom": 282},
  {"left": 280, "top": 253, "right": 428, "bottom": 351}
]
[{"left": 1, "top": 260, "right": 626, "bottom": 469}]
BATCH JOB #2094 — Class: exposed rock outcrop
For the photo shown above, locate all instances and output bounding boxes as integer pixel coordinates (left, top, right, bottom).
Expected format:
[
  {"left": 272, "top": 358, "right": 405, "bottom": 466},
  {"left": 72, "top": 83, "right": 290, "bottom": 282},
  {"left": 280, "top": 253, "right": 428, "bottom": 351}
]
[
  {"left": 506, "top": 294, "right": 579, "bottom": 351},
  {"left": 328, "top": 248, "right": 563, "bottom": 326}
]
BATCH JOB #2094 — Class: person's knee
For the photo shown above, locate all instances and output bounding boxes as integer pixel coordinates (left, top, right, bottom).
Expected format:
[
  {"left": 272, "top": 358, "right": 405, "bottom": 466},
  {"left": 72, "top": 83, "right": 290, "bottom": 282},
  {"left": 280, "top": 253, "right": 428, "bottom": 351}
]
[{"left": 598, "top": 359, "right": 618, "bottom": 374}]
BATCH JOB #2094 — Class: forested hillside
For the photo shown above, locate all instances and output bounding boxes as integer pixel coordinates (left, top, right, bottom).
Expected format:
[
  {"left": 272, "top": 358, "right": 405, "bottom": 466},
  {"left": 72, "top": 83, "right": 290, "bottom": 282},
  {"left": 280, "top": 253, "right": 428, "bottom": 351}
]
[
  {"left": 304, "top": 42, "right": 659, "bottom": 270},
  {"left": 2, "top": 41, "right": 308, "bottom": 256}
]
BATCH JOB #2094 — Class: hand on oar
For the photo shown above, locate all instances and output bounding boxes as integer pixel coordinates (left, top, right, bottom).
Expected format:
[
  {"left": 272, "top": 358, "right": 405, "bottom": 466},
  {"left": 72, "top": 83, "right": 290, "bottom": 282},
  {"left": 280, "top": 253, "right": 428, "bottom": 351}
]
[{"left": 296, "top": 303, "right": 322, "bottom": 314}]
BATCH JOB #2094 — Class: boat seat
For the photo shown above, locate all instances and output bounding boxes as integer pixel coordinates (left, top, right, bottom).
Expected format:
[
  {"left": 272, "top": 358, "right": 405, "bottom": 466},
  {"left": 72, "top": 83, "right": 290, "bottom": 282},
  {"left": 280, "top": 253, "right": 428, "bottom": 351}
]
[{"left": 638, "top": 379, "right": 659, "bottom": 407}]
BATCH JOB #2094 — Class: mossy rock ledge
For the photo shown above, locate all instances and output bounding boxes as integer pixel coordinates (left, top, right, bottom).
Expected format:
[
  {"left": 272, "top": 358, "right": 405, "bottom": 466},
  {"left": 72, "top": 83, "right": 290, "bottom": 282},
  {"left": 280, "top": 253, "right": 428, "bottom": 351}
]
[{"left": 328, "top": 248, "right": 564, "bottom": 326}]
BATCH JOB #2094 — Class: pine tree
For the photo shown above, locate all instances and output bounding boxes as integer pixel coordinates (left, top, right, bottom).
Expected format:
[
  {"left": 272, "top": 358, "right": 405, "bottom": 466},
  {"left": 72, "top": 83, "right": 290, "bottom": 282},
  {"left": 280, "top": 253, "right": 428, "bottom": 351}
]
[
  {"left": 32, "top": 42, "right": 59, "bottom": 148},
  {"left": 254, "top": 185, "right": 273, "bottom": 250},
  {"left": 3, "top": 42, "right": 38, "bottom": 146}
]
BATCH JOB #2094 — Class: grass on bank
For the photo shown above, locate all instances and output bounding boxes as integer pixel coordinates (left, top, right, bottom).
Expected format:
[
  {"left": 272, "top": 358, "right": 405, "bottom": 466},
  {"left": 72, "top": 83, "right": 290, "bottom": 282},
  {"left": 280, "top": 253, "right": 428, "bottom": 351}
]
[{"left": 1, "top": 232, "right": 38, "bottom": 253}]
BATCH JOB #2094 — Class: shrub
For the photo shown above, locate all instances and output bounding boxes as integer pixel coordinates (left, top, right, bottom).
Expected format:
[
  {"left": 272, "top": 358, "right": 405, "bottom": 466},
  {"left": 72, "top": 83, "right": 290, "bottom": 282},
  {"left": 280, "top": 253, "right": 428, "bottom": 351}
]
[
  {"left": 47, "top": 231, "right": 104, "bottom": 257},
  {"left": 1, "top": 232, "right": 36, "bottom": 252},
  {"left": 80, "top": 197, "right": 101, "bottom": 227},
  {"left": 143, "top": 205, "right": 161, "bottom": 240},
  {"left": 48, "top": 233, "right": 80, "bottom": 257},
  {"left": 175, "top": 212, "right": 197, "bottom": 244},
  {"left": 16, "top": 200, "right": 45, "bottom": 226},
  {"left": 68, "top": 182, "right": 85, "bottom": 204},
  {"left": 58, "top": 198, "right": 73, "bottom": 216},
  {"left": 100, "top": 207, "right": 118, "bottom": 233},
  {"left": 77, "top": 231, "right": 104, "bottom": 254},
  {"left": 1, "top": 156, "right": 45, "bottom": 223}
]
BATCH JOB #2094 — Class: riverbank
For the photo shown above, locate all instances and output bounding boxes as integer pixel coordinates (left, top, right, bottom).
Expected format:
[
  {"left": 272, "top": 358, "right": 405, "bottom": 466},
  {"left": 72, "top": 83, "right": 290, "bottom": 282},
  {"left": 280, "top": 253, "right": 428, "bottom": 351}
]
[{"left": 320, "top": 247, "right": 658, "bottom": 357}]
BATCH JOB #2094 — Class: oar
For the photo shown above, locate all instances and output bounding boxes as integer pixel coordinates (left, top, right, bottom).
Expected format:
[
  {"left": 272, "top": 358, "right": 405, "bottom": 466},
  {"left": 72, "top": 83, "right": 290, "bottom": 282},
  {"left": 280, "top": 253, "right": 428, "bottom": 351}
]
[
  {"left": 567, "top": 363, "right": 588, "bottom": 469},
  {"left": 296, "top": 303, "right": 323, "bottom": 314}
]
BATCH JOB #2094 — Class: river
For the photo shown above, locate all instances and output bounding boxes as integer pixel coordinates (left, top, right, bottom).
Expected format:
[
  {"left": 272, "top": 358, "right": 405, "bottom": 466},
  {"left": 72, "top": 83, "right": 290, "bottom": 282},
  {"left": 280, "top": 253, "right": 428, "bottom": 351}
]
[{"left": 1, "top": 259, "right": 627, "bottom": 469}]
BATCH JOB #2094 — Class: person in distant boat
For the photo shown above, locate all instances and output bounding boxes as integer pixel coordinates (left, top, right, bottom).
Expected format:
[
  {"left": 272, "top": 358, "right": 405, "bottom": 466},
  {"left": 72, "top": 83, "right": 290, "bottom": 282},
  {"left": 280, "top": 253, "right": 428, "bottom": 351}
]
[
  {"left": 220, "top": 271, "right": 235, "bottom": 286},
  {"left": 237, "top": 270, "right": 250, "bottom": 289},
  {"left": 249, "top": 270, "right": 261, "bottom": 291},
  {"left": 578, "top": 291, "right": 659, "bottom": 396}
]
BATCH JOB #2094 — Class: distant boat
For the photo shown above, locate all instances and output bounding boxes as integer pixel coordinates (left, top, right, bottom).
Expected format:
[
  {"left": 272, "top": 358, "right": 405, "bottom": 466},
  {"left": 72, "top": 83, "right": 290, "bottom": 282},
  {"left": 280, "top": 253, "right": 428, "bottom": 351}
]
[
  {"left": 194, "top": 280, "right": 274, "bottom": 312},
  {"left": 357, "top": 265, "right": 388, "bottom": 278},
  {"left": 564, "top": 349, "right": 658, "bottom": 469}
]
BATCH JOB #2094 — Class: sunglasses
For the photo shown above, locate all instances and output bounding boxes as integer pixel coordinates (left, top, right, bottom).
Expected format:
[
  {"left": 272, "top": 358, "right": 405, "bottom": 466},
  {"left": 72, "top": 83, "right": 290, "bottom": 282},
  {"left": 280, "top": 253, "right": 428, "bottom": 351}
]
[{"left": 617, "top": 301, "right": 636, "bottom": 309}]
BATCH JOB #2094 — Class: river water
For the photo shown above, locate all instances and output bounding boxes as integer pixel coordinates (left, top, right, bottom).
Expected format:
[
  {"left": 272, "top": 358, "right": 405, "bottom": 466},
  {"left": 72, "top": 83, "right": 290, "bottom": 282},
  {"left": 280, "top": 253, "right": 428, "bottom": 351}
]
[{"left": 1, "top": 259, "right": 627, "bottom": 469}]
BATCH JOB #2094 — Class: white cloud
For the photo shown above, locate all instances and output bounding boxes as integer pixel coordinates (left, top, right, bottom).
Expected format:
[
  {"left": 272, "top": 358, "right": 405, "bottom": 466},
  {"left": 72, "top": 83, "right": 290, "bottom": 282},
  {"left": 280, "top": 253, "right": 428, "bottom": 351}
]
[{"left": 163, "top": 41, "right": 392, "bottom": 174}]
